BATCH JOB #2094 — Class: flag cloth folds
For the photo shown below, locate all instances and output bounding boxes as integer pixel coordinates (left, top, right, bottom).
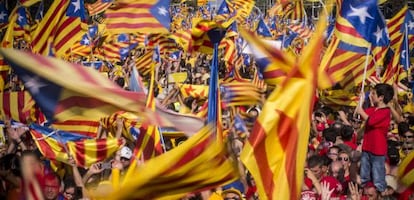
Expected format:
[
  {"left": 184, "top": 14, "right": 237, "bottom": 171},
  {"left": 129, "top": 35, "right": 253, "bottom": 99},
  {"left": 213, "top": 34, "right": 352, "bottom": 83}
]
[
  {"left": 0, "top": 48, "right": 172, "bottom": 127},
  {"left": 105, "top": 0, "right": 171, "bottom": 34},
  {"left": 98, "top": 125, "right": 239, "bottom": 200},
  {"left": 0, "top": 91, "right": 34, "bottom": 123},
  {"left": 240, "top": 12, "right": 328, "bottom": 200},
  {"left": 30, "top": 124, "right": 122, "bottom": 167},
  {"left": 31, "top": 0, "right": 87, "bottom": 57}
]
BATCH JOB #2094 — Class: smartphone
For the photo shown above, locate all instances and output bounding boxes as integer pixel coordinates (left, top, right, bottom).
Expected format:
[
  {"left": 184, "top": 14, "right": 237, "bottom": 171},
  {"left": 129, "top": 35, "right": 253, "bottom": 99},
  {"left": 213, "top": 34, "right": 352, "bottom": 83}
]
[{"left": 100, "top": 162, "right": 112, "bottom": 169}]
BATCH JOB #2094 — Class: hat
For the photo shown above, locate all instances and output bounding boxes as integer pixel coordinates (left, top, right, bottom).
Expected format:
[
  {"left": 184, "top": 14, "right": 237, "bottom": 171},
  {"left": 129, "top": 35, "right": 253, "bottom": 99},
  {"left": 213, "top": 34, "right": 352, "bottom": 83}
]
[
  {"left": 221, "top": 188, "right": 243, "bottom": 199},
  {"left": 120, "top": 146, "right": 132, "bottom": 160},
  {"left": 385, "top": 175, "right": 397, "bottom": 190}
]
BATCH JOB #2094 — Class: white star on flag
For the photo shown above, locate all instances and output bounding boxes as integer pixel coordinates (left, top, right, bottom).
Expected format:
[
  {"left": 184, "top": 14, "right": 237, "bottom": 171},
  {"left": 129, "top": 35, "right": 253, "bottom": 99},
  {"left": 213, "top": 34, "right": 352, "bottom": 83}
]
[
  {"left": 82, "top": 37, "right": 90, "bottom": 45},
  {"left": 0, "top": 12, "right": 6, "bottom": 20},
  {"left": 223, "top": 7, "right": 228, "bottom": 12},
  {"left": 348, "top": 5, "right": 373, "bottom": 24},
  {"left": 402, "top": 50, "right": 406, "bottom": 59},
  {"left": 373, "top": 26, "right": 383, "bottom": 43},
  {"left": 22, "top": 75, "right": 47, "bottom": 94},
  {"left": 258, "top": 27, "right": 263, "bottom": 33},
  {"left": 72, "top": 0, "right": 81, "bottom": 12},
  {"left": 158, "top": 7, "right": 168, "bottom": 16},
  {"left": 18, "top": 14, "right": 24, "bottom": 23},
  {"left": 408, "top": 21, "right": 414, "bottom": 31}
]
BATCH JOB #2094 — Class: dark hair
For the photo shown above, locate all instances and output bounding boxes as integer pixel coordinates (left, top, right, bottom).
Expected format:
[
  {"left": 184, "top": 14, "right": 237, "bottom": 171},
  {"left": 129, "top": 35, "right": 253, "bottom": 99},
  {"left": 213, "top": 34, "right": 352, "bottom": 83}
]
[
  {"left": 307, "top": 155, "right": 323, "bottom": 168},
  {"left": 341, "top": 125, "right": 354, "bottom": 141},
  {"left": 321, "top": 155, "right": 332, "bottom": 167},
  {"left": 374, "top": 83, "right": 394, "bottom": 104},
  {"left": 323, "top": 127, "right": 337, "bottom": 143},
  {"left": 63, "top": 178, "right": 76, "bottom": 190},
  {"left": 398, "top": 122, "right": 410, "bottom": 136}
]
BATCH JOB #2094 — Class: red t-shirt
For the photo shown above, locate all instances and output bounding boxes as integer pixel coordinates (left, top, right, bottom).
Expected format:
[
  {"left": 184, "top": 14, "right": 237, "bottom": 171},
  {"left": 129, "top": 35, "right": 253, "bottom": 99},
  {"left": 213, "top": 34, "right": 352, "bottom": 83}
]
[{"left": 362, "top": 107, "right": 390, "bottom": 156}]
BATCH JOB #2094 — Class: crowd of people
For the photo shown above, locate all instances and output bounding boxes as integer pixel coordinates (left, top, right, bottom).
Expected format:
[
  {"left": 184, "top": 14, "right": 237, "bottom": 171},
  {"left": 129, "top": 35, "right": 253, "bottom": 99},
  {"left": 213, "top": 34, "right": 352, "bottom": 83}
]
[{"left": 0, "top": 1, "right": 414, "bottom": 200}]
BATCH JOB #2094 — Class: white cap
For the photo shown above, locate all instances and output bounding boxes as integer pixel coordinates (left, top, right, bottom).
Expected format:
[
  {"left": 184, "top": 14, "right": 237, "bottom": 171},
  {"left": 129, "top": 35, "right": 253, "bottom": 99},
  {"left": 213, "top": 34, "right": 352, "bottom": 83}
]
[{"left": 120, "top": 146, "right": 132, "bottom": 160}]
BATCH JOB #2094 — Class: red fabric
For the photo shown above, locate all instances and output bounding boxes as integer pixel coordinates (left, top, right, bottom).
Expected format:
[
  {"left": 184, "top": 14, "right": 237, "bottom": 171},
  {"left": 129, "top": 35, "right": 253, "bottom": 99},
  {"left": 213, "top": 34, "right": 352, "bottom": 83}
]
[
  {"left": 245, "top": 185, "right": 257, "bottom": 199},
  {"left": 343, "top": 140, "right": 357, "bottom": 150},
  {"left": 320, "top": 176, "right": 342, "bottom": 197},
  {"left": 362, "top": 107, "right": 390, "bottom": 155},
  {"left": 304, "top": 177, "right": 314, "bottom": 190}
]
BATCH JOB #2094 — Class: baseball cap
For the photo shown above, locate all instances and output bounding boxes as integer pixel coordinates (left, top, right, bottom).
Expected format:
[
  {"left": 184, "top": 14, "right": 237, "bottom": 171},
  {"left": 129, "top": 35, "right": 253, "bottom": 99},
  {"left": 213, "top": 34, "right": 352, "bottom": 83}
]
[{"left": 120, "top": 146, "right": 132, "bottom": 160}]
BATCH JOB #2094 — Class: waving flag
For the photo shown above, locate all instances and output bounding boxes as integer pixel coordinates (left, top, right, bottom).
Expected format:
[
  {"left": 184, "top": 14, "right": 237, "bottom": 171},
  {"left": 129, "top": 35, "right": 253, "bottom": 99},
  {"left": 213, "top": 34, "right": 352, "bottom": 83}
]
[
  {"left": 52, "top": 119, "right": 100, "bottom": 138},
  {"left": 31, "top": 0, "right": 86, "bottom": 56},
  {"left": 13, "top": 6, "right": 31, "bottom": 41},
  {"left": 105, "top": 0, "right": 171, "bottom": 34},
  {"left": 0, "top": 48, "right": 173, "bottom": 128},
  {"left": 100, "top": 125, "right": 239, "bottom": 200},
  {"left": 319, "top": 0, "right": 389, "bottom": 89},
  {"left": 382, "top": 6, "right": 408, "bottom": 84},
  {"left": 241, "top": 29, "right": 292, "bottom": 86},
  {"left": 256, "top": 18, "right": 273, "bottom": 38},
  {"left": 0, "top": 91, "right": 34, "bottom": 123},
  {"left": 240, "top": 13, "right": 328, "bottom": 200},
  {"left": 0, "top": 2, "right": 8, "bottom": 29},
  {"left": 86, "top": 0, "right": 113, "bottom": 16},
  {"left": 30, "top": 124, "right": 122, "bottom": 167}
]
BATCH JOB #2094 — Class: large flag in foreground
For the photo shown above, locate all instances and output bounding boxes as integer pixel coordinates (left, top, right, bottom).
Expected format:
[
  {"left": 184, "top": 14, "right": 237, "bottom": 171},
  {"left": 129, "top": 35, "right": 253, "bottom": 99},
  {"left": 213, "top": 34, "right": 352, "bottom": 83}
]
[
  {"left": 97, "top": 125, "right": 239, "bottom": 200},
  {"left": 0, "top": 48, "right": 171, "bottom": 126},
  {"left": 240, "top": 12, "right": 328, "bottom": 200}
]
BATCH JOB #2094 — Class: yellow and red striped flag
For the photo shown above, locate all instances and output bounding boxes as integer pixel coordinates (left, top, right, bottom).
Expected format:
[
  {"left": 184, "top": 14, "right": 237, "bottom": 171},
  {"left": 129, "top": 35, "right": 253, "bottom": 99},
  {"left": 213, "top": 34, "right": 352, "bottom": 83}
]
[
  {"left": 135, "top": 49, "right": 154, "bottom": 76},
  {"left": 99, "top": 124, "right": 239, "bottom": 200},
  {"left": 105, "top": 0, "right": 171, "bottom": 34},
  {"left": 0, "top": 91, "right": 34, "bottom": 123},
  {"left": 30, "top": 124, "right": 122, "bottom": 167},
  {"left": 0, "top": 48, "right": 173, "bottom": 127},
  {"left": 240, "top": 12, "right": 328, "bottom": 200},
  {"left": 52, "top": 118, "right": 100, "bottom": 138},
  {"left": 86, "top": 0, "right": 113, "bottom": 16},
  {"left": 31, "top": 0, "right": 87, "bottom": 57},
  {"left": 134, "top": 62, "right": 163, "bottom": 160},
  {"left": 398, "top": 151, "right": 414, "bottom": 193}
]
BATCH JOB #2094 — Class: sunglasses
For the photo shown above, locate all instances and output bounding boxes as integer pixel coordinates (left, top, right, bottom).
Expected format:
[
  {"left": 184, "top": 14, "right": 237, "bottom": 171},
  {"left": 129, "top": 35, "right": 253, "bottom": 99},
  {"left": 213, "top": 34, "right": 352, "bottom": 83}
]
[
  {"left": 404, "top": 135, "right": 414, "bottom": 139},
  {"left": 64, "top": 191, "right": 75, "bottom": 196},
  {"left": 403, "top": 148, "right": 413, "bottom": 151},
  {"left": 338, "top": 157, "right": 349, "bottom": 162}
]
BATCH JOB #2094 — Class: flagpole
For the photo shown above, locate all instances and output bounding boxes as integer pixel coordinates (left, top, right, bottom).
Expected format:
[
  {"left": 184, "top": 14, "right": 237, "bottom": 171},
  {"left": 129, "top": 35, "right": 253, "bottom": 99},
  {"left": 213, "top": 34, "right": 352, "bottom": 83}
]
[
  {"left": 358, "top": 44, "right": 372, "bottom": 108},
  {"left": 158, "top": 127, "right": 167, "bottom": 153}
]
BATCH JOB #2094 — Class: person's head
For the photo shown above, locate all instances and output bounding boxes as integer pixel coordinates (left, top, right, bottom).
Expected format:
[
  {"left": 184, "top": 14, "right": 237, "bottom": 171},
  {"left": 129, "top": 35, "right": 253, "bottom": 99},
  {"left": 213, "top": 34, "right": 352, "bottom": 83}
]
[
  {"left": 398, "top": 122, "right": 410, "bottom": 136},
  {"left": 329, "top": 160, "right": 344, "bottom": 179},
  {"left": 120, "top": 146, "right": 132, "bottom": 169},
  {"left": 221, "top": 188, "right": 243, "bottom": 200},
  {"left": 62, "top": 179, "right": 76, "bottom": 200},
  {"left": 341, "top": 125, "right": 354, "bottom": 142},
  {"left": 43, "top": 173, "right": 61, "bottom": 200},
  {"left": 363, "top": 182, "right": 380, "bottom": 200},
  {"left": 338, "top": 151, "right": 351, "bottom": 171},
  {"left": 321, "top": 155, "right": 332, "bottom": 177},
  {"left": 402, "top": 142, "right": 414, "bottom": 155},
  {"left": 307, "top": 155, "right": 323, "bottom": 179},
  {"left": 402, "top": 129, "right": 414, "bottom": 144},
  {"left": 327, "top": 146, "right": 340, "bottom": 161},
  {"left": 372, "top": 83, "right": 394, "bottom": 105}
]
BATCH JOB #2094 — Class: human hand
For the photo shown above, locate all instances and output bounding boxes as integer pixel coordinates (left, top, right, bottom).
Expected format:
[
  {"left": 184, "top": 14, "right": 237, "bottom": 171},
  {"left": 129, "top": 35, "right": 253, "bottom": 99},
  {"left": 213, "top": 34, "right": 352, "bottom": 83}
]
[
  {"left": 348, "top": 182, "right": 361, "bottom": 200},
  {"left": 88, "top": 163, "right": 104, "bottom": 174},
  {"left": 320, "top": 181, "right": 334, "bottom": 200}
]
